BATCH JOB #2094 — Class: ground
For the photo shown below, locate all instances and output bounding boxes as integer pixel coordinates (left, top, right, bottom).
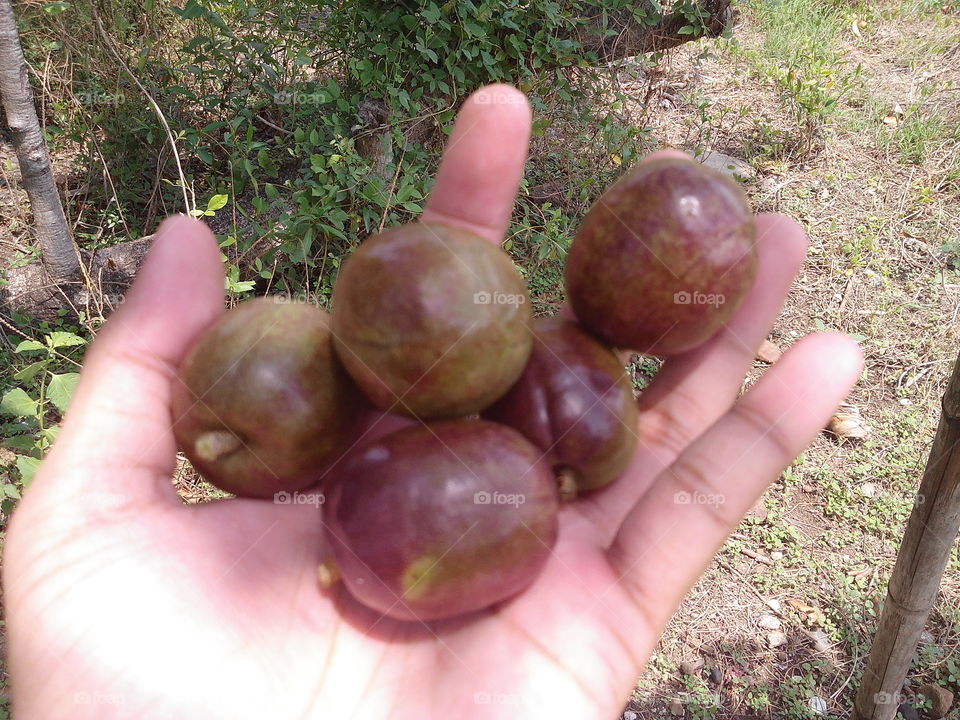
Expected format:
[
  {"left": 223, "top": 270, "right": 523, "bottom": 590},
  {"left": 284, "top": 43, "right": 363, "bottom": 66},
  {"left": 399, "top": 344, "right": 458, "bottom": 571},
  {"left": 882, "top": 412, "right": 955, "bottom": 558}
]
[
  {"left": 1, "top": 1, "right": 960, "bottom": 719},
  {"left": 614, "top": 2, "right": 960, "bottom": 717}
]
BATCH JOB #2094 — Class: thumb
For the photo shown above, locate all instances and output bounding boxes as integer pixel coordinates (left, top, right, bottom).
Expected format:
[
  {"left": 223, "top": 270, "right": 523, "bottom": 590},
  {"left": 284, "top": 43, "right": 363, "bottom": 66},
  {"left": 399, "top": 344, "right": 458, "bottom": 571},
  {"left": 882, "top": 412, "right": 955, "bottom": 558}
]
[{"left": 32, "top": 215, "right": 224, "bottom": 511}]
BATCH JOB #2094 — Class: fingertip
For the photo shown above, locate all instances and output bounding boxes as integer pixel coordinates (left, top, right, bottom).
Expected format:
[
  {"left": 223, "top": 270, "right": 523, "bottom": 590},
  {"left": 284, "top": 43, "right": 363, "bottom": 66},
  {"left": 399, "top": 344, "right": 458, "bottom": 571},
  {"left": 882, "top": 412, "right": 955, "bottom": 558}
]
[
  {"left": 641, "top": 148, "right": 692, "bottom": 164},
  {"left": 466, "top": 83, "right": 532, "bottom": 124}
]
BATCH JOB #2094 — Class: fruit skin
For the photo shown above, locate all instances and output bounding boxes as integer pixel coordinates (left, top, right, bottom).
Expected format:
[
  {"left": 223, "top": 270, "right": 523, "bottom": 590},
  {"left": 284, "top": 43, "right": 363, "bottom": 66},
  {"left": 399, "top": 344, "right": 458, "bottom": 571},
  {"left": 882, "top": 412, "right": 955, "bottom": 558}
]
[
  {"left": 324, "top": 420, "right": 558, "bottom": 621},
  {"left": 483, "top": 317, "right": 638, "bottom": 492},
  {"left": 331, "top": 222, "right": 532, "bottom": 419},
  {"left": 565, "top": 156, "right": 757, "bottom": 355},
  {"left": 171, "top": 297, "right": 363, "bottom": 498}
]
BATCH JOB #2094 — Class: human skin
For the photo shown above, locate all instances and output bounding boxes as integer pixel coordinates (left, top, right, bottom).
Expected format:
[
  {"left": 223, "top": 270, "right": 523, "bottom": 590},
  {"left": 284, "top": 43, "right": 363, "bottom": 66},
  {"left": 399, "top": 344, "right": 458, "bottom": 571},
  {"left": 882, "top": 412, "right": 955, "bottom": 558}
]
[{"left": 2, "top": 84, "right": 862, "bottom": 720}]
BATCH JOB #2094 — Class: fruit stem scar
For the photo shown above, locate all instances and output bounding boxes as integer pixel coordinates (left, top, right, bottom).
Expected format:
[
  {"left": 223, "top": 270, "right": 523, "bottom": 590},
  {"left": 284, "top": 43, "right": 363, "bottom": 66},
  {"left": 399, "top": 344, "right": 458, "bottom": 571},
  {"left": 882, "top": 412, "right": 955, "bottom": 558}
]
[
  {"left": 556, "top": 466, "right": 578, "bottom": 501},
  {"left": 194, "top": 429, "right": 243, "bottom": 462},
  {"left": 317, "top": 559, "right": 341, "bottom": 589}
]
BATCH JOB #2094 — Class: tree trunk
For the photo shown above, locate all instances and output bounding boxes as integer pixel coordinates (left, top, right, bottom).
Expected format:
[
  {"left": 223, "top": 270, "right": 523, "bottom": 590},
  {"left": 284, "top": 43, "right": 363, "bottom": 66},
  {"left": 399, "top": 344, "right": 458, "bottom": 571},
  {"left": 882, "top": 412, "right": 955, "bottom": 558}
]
[
  {"left": 854, "top": 354, "right": 960, "bottom": 720},
  {"left": 0, "top": 0, "right": 79, "bottom": 280}
]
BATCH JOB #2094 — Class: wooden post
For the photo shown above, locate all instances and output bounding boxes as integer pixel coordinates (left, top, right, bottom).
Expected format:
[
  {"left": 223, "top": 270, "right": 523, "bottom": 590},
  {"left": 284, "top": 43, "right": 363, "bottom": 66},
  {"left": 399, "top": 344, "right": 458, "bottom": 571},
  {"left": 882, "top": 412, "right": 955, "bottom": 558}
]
[{"left": 854, "top": 355, "right": 960, "bottom": 720}]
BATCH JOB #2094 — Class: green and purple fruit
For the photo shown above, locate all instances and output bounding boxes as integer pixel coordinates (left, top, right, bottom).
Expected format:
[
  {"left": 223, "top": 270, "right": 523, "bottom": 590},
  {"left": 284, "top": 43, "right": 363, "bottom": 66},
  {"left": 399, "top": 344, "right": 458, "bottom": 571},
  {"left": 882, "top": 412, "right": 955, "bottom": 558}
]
[
  {"left": 484, "top": 317, "right": 638, "bottom": 493},
  {"left": 332, "top": 222, "right": 532, "bottom": 419},
  {"left": 565, "top": 157, "right": 757, "bottom": 355},
  {"left": 171, "top": 298, "right": 363, "bottom": 498},
  {"left": 324, "top": 420, "right": 558, "bottom": 621}
]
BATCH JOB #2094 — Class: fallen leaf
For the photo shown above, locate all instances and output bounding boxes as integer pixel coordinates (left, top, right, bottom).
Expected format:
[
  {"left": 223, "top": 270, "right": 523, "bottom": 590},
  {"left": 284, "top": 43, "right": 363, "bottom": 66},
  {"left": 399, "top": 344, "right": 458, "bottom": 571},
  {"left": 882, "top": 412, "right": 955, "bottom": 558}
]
[
  {"left": 883, "top": 114, "right": 899, "bottom": 127},
  {"left": 756, "top": 339, "right": 782, "bottom": 363},
  {"left": 851, "top": 18, "right": 862, "bottom": 37},
  {"left": 788, "top": 599, "right": 827, "bottom": 626},
  {"left": 827, "top": 406, "right": 870, "bottom": 440}
]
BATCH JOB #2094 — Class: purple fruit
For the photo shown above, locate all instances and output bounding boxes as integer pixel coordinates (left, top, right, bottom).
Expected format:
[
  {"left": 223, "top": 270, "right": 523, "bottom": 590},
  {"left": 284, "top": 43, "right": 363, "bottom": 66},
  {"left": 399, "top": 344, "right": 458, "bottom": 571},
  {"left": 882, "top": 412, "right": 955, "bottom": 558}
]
[
  {"left": 324, "top": 420, "right": 558, "bottom": 621},
  {"left": 565, "top": 156, "right": 757, "bottom": 355},
  {"left": 171, "top": 298, "right": 363, "bottom": 498},
  {"left": 484, "top": 317, "right": 638, "bottom": 492},
  {"left": 331, "top": 222, "right": 532, "bottom": 419}
]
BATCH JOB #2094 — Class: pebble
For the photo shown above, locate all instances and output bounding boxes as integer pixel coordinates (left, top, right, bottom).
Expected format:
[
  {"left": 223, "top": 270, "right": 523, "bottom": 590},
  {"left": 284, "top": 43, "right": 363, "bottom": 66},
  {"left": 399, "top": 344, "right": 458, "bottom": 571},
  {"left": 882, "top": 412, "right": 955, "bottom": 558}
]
[
  {"left": 766, "top": 598, "right": 782, "bottom": 612},
  {"left": 759, "top": 615, "right": 782, "bottom": 630},
  {"left": 709, "top": 666, "right": 723, "bottom": 684},
  {"left": 809, "top": 696, "right": 828, "bottom": 715},
  {"left": 680, "top": 658, "right": 705, "bottom": 676},
  {"left": 767, "top": 631, "right": 788, "bottom": 648},
  {"left": 698, "top": 150, "right": 757, "bottom": 182},
  {"left": 919, "top": 630, "right": 935, "bottom": 645},
  {"left": 623, "top": 712, "right": 638, "bottom": 720},
  {"left": 807, "top": 629, "right": 831, "bottom": 653},
  {"left": 771, "top": 551, "right": 784, "bottom": 561},
  {"left": 668, "top": 700, "right": 684, "bottom": 715},
  {"left": 897, "top": 702, "right": 921, "bottom": 720},
  {"left": 859, "top": 482, "right": 878, "bottom": 498}
]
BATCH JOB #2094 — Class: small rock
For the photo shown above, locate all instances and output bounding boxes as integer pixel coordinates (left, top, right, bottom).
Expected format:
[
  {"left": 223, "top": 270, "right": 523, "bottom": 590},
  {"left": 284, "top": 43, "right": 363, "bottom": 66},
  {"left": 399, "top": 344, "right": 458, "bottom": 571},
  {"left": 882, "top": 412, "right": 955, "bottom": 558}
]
[
  {"left": 898, "top": 702, "right": 922, "bottom": 720},
  {"left": 623, "top": 712, "right": 638, "bottom": 720},
  {"left": 668, "top": 700, "right": 684, "bottom": 715},
  {"left": 859, "top": 482, "right": 877, "bottom": 498},
  {"left": 680, "top": 657, "right": 705, "bottom": 676},
  {"left": 699, "top": 151, "right": 757, "bottom": 182},
  {"left": 807, "top": 629, "right": 831, "bottom": 653},
  {"left": 766, "top": 598, "right": 782, "bottom": 612},
  {"left": 709, "top": 666, "right": 723, "bottom": 685},
  {"left": 809, "top": 696, "right": 828, "bottom": 715},
  {"left": 918, "top": 683, "right": 953, "bottom": 718},
  {"left": 900, "top": 398, "right": 912, "bottom": 405},
  {"left": 919, "top": 630, "right": 935, "bottom": 645},
  {"left": 771, "top": 551, "right": 784, "bottom": 561},
  {"left": 759, "top": 615, "right": 782, "bottom": 630},
  {"left": 767, "top": 631, "right": 787, "bottom": 648},
  {"left": 756, "top": 339, "right": 782, "bottom": 363},
  {"left": 801, "top": 483, "right": 815, "bottom": 493}
]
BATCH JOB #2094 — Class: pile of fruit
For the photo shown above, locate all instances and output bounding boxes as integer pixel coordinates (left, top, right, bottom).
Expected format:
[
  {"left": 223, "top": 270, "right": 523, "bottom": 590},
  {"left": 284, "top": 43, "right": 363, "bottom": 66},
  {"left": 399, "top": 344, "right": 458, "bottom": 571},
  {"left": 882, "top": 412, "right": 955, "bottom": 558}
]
[{"left": 171, "top": 156, "right": 757, "bottom": 622}]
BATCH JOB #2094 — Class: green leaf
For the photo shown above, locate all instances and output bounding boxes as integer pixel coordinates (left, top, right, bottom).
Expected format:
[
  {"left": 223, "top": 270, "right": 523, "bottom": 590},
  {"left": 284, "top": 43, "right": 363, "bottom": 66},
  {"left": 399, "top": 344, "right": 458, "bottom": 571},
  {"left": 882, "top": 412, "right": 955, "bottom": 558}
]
[
  {"left": 48, "top": 331, "right": 86, "bottom": 349},
  {"left": 3, "top": 436, "right": 36, "bottom": 452},
  {"left": 15, "top": 362, "right": 46, "bottom": 383},
  {"left": 47, "top": 373, "right": 80, "bottom": 414},
  {"left": 44, "top": 1, "right": 70, "bottom": 14},
  {"left": 678, "top": 24, "right": 696, "bottom": 35},
  {"left": 15, "top": 340, "right": 45, "bottom": 353},
  {"left": 1, "top": 389, "right": 38, "bottom": 418},
  {"left": 15, "top": 455, "right": 40, "bottom": 485},
  {"left": 207, "top": 194, "right": 229, "bottom": 212},
  {"left": 2, "top": 483, "right": 21, "bottom": 500}
]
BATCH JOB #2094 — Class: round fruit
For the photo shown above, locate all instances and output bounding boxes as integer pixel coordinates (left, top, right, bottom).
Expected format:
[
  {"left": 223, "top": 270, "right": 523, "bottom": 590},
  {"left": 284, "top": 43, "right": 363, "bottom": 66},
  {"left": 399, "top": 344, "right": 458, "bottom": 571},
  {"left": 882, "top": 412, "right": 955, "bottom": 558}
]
[
  {"left": 324, "top": 420, "right": 558, "bottom": 621},
  {"left": 565, "top": 156, "right": 757, "bottom": 355},
  {"left": 331, "top": 222, "right": 532, "bottom": 419},
  {"left": 484, "top": 317, "right": 638, "bottom": 493},
  {"left": 171, "top": 298, "right": 363, "bottom": 498}
]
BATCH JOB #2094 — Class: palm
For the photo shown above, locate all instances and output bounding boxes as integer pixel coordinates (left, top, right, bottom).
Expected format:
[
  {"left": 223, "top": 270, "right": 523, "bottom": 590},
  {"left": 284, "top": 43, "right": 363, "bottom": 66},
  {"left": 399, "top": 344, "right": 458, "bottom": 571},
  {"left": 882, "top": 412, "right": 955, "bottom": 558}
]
[{"left": 3, "top": 86, "right": 862, "bottom": 720}]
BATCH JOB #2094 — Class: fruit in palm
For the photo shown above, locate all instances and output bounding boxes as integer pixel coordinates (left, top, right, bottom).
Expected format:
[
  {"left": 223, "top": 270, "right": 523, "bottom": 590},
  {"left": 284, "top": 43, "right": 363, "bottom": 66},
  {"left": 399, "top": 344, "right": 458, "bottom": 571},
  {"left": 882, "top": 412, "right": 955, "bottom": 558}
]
[
  {"left": 331, "top": 222, "right": 532, "bottom": 419},
  {"left": 171, "top": 298, "right": 363, "bottom": 498},
  {"left": 565, "top": 156, "right": 757, "bottom": 355},
  {"left": 323, "top": 420, "right": 558, "bottom": 621},
  {"left": 484, "top": 317, "right": 638, "bottom": 493}
]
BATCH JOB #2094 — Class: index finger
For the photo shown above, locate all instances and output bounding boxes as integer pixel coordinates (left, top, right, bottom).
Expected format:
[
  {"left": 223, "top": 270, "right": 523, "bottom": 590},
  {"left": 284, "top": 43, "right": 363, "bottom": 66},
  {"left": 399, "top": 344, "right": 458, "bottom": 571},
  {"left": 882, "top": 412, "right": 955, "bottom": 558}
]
[{"left": 421, "top": 84, "right": 531, "bottom": 243}]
